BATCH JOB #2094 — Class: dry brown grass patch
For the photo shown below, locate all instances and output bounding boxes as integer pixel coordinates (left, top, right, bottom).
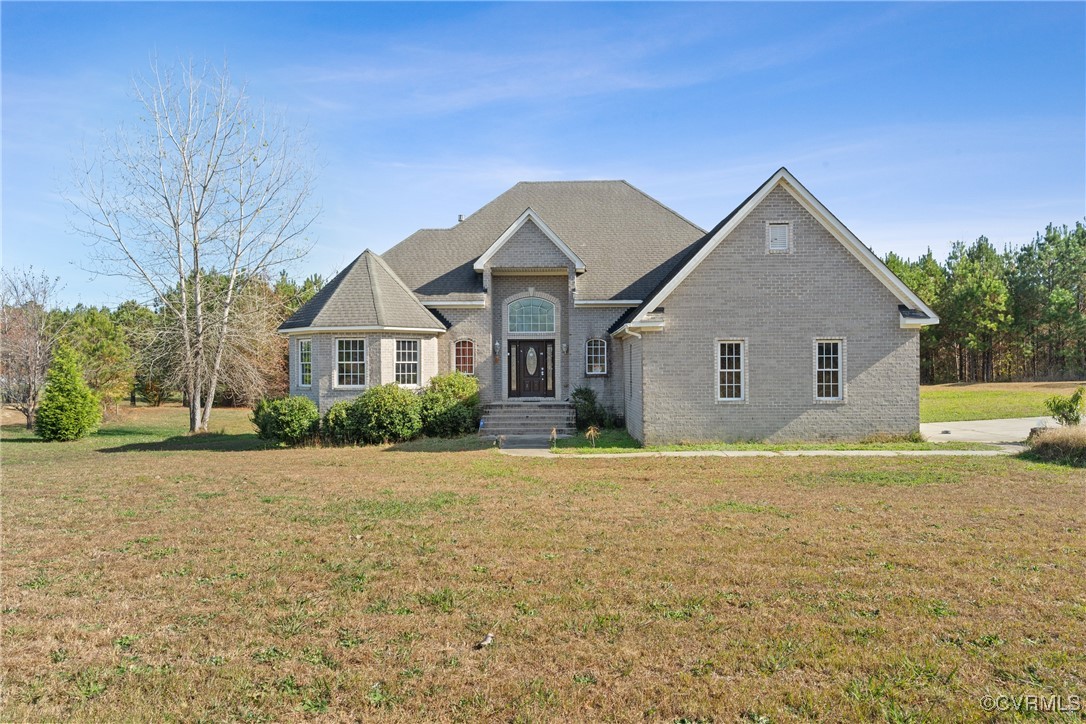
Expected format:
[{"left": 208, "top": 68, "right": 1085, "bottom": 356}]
[
  {"left": 1025, "top": 425, "right": 1086, "bottom": 466},
  {"left": 2, "top": 407, "right": 1084, "bottom": 721}
]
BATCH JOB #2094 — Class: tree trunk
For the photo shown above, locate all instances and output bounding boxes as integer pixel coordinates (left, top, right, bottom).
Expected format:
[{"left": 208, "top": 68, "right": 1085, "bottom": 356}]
[{"left": 187, "top": 378, "right": 199, "bottom": 434}]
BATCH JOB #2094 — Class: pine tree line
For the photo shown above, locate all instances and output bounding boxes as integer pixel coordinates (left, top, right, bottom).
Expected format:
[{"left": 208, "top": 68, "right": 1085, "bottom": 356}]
[{"left": 885, "top": 222, "right": 1086, "bottom": 383}]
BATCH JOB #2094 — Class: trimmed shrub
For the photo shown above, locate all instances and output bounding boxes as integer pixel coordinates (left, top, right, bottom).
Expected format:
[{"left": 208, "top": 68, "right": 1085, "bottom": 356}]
[
  {"left": 421, "top": 372, "right": 480, "bottom": 437},
  {"left": 571, "top": 386, "right": 607, "bottom": 430},
  {"left": 36, "top": 342, "right": 102, "bottom": 441},
  {"left": 351, "top": 383, "right": 422, "bottom": 444},
  {"left": 1024, "top": 426, "right": 1086, "bottom": 467},
  {"left": 251, "top": 396, "right": 320, "bottom": 445},
  {"left": 1045, "top": 387, "right": 1084, "bottom": 427},
  {"left": 321, "top": 400, "right": 357, "bottom": 445},
  {"left": 251, "top": 398, "right": 276, "bottom": 440}
]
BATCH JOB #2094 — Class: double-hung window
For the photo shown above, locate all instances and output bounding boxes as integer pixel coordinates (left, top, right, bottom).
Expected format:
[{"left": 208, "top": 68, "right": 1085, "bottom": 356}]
[
  {"left": 815, "top": 339, "right": 843, "bottom": 401},
  {"left": 717, "top": 340, "right": 745, "bottom": 401},
  {"left": 395, "top": 340, "right": 420, "bottom": 385},
  {"left": 336, "top": 339, "right": 366, "bottom": 387},
  {"left": 586, "top": 339, "right": 607, "bottom": 375},
  {"left": 298, "top": 339, "right": 312, "bottom": 387}
]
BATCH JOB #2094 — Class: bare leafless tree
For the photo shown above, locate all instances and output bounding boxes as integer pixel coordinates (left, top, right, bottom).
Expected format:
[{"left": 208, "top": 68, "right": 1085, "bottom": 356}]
[
  {"left": 0, "top": 267, "right": 67, "bottom": 428},
  {"left": 70, "top": 60, "right": 316, "bottom": 432}
]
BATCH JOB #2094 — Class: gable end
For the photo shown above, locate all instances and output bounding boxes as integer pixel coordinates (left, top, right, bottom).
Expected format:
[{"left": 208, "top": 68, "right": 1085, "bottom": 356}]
[
  {"left": 473, "top": 208, "right": 586, "bottom": 273},
  {"left": 628, "top": 168, "right": 939, "bottom": 329}
]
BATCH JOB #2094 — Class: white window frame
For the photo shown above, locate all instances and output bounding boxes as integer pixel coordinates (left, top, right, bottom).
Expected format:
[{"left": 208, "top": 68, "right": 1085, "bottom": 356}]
[
  {"left": 716, "top": 339, "right": 747, "bottom": 403},
  {"left": 395, "top": 339, "right": 420, "bottom": 387},
  {"left": 297, "top": 338, "right": 312, "bottom": 388},
  {"left": 508, "top": 297, "right": 555, "bottom": 334},
  {"left": 766, "top": 221, "right": 792, "bottom": 254},
  {"left": 585, "top": 338, "right": 607, "bottom": 376},
  {"left": 453, "top": 339, "right": 475, "bottom": 376},
  {"left": 813, "top": 338, "right": 846, "bottom": 402},
  {"left": 334, "top": 338, "right": 367, "bottom": 389}
]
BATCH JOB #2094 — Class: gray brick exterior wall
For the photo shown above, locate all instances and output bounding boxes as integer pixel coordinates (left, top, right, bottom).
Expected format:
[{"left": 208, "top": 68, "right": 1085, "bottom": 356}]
[
  {"left": 636, "top": 186, "right": 920, "bottom": 443},
  {"left": 488, "top": 219, "right": 574, "bottom": 269},
  {"left": 434, "top": 307, "right": 495, "bottom": 402},
  {"left": 567, "top": 307, "right": 626, "bottom": 414},
  {"left": 288, "top": 332, "right": 438, "bottom": 413}
]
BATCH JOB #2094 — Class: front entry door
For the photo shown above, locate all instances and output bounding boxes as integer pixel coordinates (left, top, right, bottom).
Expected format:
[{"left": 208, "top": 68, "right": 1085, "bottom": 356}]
[{"left": 509, "top": 340, "right": 554, "bottom": 398}]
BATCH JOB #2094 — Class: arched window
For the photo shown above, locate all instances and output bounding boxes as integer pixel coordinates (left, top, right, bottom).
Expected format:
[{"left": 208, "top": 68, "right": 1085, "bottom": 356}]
[
  {"left": 586, "top": 338, "right": 607, "bottom": 375},
  {"left": 508, "top": 298, "right": 555, "bottom": 333},
  {"left": 454, "top": 339, "right": 475, "bottom": 375}
]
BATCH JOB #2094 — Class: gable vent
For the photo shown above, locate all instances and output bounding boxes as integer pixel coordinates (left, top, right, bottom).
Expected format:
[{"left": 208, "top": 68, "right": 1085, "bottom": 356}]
[{"left": 768, "top": 222, "right": 790, "bottom": 252}]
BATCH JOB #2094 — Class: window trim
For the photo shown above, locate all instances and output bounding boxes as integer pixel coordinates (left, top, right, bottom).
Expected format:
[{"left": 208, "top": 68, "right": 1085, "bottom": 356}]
[
  {"left": 585, "top": 338, "right": 608, "bottom": 376},
  {"left": 453, "top": 339, "right": 476, "bottom": 376},
  {"left": 297, "top": 338, "right": 312, "bottom": 388},
  {"left": 333, "top": 337, "right": 367, "bottom": 389},
  {"left": 813, "top": 337, "right": 846, "bottom": 403},
  {"left": 715, "top": 338, "right": 747, "bottom": 403},
  {"left": 394, "top": 339, "right": 421, "bottom": 387},
  {"left": 766, "top": 220, "right": 792, "bottom": 254}
]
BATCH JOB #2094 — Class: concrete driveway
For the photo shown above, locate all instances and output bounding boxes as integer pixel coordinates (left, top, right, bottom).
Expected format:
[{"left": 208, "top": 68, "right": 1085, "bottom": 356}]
[{"left": 920, "top": 416, "right": 1056, "bottom": 445}]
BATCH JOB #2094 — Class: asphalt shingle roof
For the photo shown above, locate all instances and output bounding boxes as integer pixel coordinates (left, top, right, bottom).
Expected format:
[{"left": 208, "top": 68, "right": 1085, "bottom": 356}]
[
  {"left": 380, "top": 181, "right": 706, "bottom": 300},
  {"left": 279, "top": 250, "right": 445, "bottom": 331}
]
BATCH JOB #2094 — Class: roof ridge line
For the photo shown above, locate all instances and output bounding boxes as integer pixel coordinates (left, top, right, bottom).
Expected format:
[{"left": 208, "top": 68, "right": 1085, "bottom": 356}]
[
  {"left": 369, "top": 251, "right": 447, "bottom": 328},
  {"left": 363, "top": 250, "right": 385, "bottom": 325},
  {"left": 516, "top": 179, "right": 626, "bottom": 184}
]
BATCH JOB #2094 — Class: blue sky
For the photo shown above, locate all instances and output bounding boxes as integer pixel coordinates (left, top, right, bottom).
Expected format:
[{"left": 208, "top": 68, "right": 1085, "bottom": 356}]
[{"left": 3, "top": 1, "right": 1084, "bottom": 307}]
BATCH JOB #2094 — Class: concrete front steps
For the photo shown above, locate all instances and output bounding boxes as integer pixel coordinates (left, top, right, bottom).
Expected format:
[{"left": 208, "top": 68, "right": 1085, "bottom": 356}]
[{"left": 479, "top": 401, "right": 576, "bottom": 438}]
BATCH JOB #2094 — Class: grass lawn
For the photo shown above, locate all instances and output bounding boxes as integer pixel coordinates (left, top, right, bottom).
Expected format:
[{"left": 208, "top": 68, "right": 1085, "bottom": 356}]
[
  {"left": 920, "top": 381, "right": 1084, "bottom": 423},
  {"left": 554, "top": 428, "right": 997, "bottom": 454},
  {"left": 3, "top": 406, "right": 1084, "bottom": 721}
]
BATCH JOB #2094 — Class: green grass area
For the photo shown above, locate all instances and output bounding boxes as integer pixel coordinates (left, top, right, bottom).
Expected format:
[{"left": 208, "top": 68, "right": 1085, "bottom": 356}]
[
  {"left": 2, "top": 405, "right": 491, "bottom": 459},
  {"left": 920, "top": 382, "right": 1083, "bottom": 423},
  {"left": 554, "top": 428, "right": 997, "bottom": 454},
  {"left": 1, "top": 405, "right": 267, "bottom": 460}
]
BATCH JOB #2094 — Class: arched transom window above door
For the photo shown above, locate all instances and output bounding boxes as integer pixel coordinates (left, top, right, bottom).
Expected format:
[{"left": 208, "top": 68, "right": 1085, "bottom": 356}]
[{"left": 508, "top": 297, "right": 555, "bottom": 333}]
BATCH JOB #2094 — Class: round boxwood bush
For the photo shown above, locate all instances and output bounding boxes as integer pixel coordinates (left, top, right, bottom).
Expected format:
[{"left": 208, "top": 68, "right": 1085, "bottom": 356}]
[
  {"left": 321, "top": 400, "right": 357, "bottom": 445},
  {"left": 351, "top": 383, "right": 422, "bottom": 444},
  {"left": 35, "top": 342, "right": 102, "bottom": 441},
  {"left": 420, "top": 372, "right": 480, "bottom": 437},
  {"left": 251, "top": 395, "right": 320, "bottom": 445}
]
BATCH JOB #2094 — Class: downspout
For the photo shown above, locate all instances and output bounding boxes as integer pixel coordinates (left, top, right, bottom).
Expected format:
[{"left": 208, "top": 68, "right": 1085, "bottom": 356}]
[{"left": 623, "top": 327, "right": 643, "bottom": 444}]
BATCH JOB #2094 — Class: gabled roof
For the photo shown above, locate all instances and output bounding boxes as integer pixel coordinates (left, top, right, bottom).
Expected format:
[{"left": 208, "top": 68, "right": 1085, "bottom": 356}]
[
  {"left": 381, "top": 181, "right": 705, "bottom": 300},
  {"left": 474, "top": 209, "right": 586, "bottom": 272},
  {"left": 617, "top": 168, "right": 940, "bottom": 333},
  {"left": 279, "top": 250, "right": 446, "bottom": 333}
]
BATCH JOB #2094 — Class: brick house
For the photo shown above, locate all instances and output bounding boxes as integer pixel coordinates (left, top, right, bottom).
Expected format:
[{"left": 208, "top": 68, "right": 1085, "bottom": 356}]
[{"left": 279, "top": 168, "right": 938, "bottom": 443}]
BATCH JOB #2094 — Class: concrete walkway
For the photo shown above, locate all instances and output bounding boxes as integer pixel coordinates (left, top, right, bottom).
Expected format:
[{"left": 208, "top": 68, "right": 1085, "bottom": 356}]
[
  {"left": 919, "top": 416, "right": 1054, "bottom": 445},
  {"left": 502, "top": 446, "right": 1016, "bottom": 459}
]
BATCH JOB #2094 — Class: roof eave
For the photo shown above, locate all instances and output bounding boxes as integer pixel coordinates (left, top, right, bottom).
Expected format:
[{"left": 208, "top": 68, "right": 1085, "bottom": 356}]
[
  {"left": 278, "top": 325, "right": 447, "bottom": 335},
  {"left": 899, "top": 314, "right": 940, "bottom": 329},
  {"left": 610, "top": 320, "right": 665, "bottom": 339}
]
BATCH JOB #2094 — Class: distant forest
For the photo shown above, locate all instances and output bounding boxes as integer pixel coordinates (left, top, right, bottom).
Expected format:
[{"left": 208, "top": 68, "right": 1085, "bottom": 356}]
[{"left": 885, "top": 222, "right": 1085, "bottom": 384}]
